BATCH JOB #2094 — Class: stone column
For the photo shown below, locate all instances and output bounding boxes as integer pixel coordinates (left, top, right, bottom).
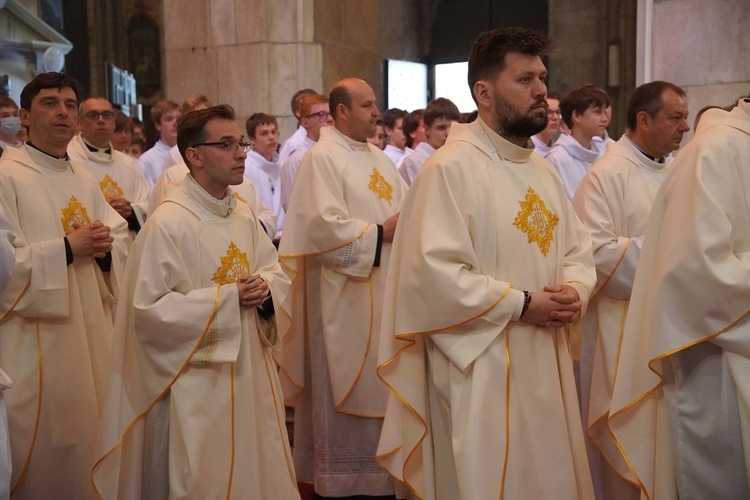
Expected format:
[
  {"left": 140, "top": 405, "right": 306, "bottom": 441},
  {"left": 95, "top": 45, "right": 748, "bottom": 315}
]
[{"left": 163, "top": 0, "right": 322, "bottom": 139}]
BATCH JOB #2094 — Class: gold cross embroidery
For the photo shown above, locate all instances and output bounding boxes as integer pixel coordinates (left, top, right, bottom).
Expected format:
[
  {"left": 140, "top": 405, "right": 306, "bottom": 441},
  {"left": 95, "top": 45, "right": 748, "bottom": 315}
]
[
  {"left": 512, "top": 186, "right": 559, "bottom": 256},
  {"left": 99, "top": 174, "right": 124, "bottom": 200},
  {"left": 211, "top": 242, "right": 250, "bottom": 285},
  {"left": 60, "top": 195, "right": 92, "bottom": 235}
]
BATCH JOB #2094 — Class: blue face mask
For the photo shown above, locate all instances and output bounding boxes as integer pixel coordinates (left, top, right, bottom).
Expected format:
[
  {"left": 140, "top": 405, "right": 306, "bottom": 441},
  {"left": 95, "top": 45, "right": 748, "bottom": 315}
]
[{"left": 0, "top": 116, "right": 21, "bottom": 137}]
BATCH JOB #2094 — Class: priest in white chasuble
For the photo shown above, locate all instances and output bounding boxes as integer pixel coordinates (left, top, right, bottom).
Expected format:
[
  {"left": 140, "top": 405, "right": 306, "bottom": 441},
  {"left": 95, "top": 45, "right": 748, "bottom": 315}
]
[
  {"left": 276, "top": 78, "right": 406, "bottom": 497},
  {"left": 0, "top": 72, "right": 130, "bottom": 500},
  {"left": 609, "top": 99, "right": 750, "bottom": 499},
  {"left": 376, "top": 28, "right": 596, "bottom": 500},
  {"left": 68, "top": 97, "right": 150, "bottom": 236},
  {"left": 93, "top": 105, "right": 298, "bottom": 499}
]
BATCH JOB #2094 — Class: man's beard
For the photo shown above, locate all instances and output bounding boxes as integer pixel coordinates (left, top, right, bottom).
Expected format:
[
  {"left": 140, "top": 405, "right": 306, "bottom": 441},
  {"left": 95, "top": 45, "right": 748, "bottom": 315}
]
[{"left": 494, "top": 93, "right": 548, "bottom": 139}]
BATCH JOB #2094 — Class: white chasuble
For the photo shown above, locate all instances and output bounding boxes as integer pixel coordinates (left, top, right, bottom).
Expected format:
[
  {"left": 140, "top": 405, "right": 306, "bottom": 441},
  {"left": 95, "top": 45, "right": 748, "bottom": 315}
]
[
  {"left": 609, "top": 100, "right": 750, "bottom": 499},
  {"left": 0, "top": 144, "right": 130, "bottom": 499},
  {"left": 277, "top": 126, "right": 406, "bottom": 496},
  {"left": 571, "top": 135, "right": 667, "bottom": 495},
  {"left": 376, "top": 119, "right": 596, "bottom": 500},
  {"left": 68, "top": 134, "right": 151, "bottom": 229},
  {"left": 93, "top": 175, "right": 297, "bottom": 499}
]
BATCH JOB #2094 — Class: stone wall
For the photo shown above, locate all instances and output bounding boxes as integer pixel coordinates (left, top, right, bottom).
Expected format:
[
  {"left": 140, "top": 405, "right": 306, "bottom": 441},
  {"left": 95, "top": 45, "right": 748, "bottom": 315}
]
[
  {"left": 162, "top": 0, "right": 322, "bottom": 140},
  {"left": 650, "top": 0, "right": 749, "bottom": 137}
]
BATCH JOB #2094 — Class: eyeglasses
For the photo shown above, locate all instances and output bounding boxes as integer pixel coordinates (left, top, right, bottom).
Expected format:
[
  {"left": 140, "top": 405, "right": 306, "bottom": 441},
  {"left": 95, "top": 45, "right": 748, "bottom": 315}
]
[
  {"left": 305, "top": 111, "right": 332, "bottom": 120},
  {"left": 192, "top": 140, "right": 252, "bottom": 153},
  {"left": 82, "top": 110, "right": 115, "bottom": 121},
  {"left": 547, "top": 109, "right": 562, "bottom": 117}
]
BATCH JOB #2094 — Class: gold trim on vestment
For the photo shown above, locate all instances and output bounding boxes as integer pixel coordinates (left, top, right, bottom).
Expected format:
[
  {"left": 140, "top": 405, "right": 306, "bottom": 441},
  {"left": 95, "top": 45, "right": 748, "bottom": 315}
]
[
  {"left": 606, "top": 306, "right": 750, "bottom": 498},
  {"left": 225, "top": 364, "right": 235, "bottom": 500},
  {"left": 262, "top": 350, "right": 299, "bottom": 490},
  {"left": 334, "top": 275, "right": 382, "bottom": 418},
  {"left": 375, "top": 284, "right": 514, "bottom": 500},
  {"left": 10, "top": 322, "right": 43, "bottom": 497},
  {"left": 368, "top": 167, "right": 394, "bottom": 205},
  {"left": 278, "top": 224, "right": 370, "bottom": 259},
  {"left": 92, "top": 286, "right": 224, "bottom": 498},
  {"left": 499, "top": 325, "right": 512, "bottom": 500},
  {"left": 0, "top": 278, "right": 30, "bottom": 322},
  {"left": 590, "top": 238, "right": 632, "bottom": 301},
  {"left": 60, "top": 195, "right": 91, "bottom": 235},
  {"left": 99, "top": 175, "right": 124, "bottom": 201}
]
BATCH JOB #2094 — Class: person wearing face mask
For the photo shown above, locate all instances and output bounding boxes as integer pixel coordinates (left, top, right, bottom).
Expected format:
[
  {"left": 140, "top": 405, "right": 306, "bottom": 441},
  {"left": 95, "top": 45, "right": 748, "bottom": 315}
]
[{"left": 0, "top": 97, "right": 23, "bottom": 156}]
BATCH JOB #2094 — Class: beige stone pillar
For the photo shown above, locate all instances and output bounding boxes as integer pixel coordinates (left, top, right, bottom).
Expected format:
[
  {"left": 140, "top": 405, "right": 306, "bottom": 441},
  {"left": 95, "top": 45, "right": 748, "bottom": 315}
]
[{"left": 163, "top": 0, "right": 322, "bottom": 140}]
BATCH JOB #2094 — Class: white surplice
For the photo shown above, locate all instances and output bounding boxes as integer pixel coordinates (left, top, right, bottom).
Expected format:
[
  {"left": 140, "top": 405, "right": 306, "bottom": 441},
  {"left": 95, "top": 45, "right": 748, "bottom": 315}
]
[
  {"left": 398, "top": 141, "right": 435, "bottom": 186},
  {"left": 245, "top": 150, "right": 284, "bottom": 238},
  {"left": 547, "top": 133, "right": 602, "bottom": 199},
  {"left": 137, "top": 139, "right": 172, "bottom": 187},
  {"left": 280, "top": 136, "right": 315, "bottom": 212}
]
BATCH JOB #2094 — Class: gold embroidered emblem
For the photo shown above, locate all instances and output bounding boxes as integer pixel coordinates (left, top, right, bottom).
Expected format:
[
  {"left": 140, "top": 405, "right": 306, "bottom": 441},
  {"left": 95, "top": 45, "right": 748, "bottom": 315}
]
[
  {"left": 211, "top": 242, "right": 250, "bottom": 285},
  {"left": 99, "top": 175, "right": 124, "bottom": 200},
  {"left": 368, "top": 167, "right": 393, "bottom": 205},
  {"left": 234, "top": 192, "right": 247, "bottom": 204},
  {"left": 60, "top": 195, "right": 92, "bottom": 235},
  {"left": 512, "top": 186, "right": 559, "bottom": 256}
]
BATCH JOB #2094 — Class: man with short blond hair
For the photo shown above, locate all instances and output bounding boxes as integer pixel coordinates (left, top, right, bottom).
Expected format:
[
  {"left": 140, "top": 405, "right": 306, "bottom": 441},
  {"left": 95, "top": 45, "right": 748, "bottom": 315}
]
[
  {"left": 137, "top": 99, "right": 181, "bottom": 186},
  {"left": 280, "top": 94, "right": 333, "bottom": 210},
  {"left": 277, "top": 78, "right": 406, "bottom": 497}
]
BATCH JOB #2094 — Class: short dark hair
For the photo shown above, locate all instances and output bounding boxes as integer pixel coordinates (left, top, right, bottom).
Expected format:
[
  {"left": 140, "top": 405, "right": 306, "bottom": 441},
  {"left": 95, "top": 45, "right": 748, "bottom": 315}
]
[
  {"left": 20, "top": 72, "right": 80, "bottom": 111},
  {"left": 560, "top": 84, "right": 610, "bottom": 129},
  {"left": 403, "top": 109, "right": 424, "bottom": 148},
  {"left": 329, "top": 85, "right": 352, "bottom": 120},
  {"left": 245, "top": 113, "right": 277, "bottom": 138},
  {"left": 383, "top": 108, "right": 407, "bottom": 130},
  {"left": 150, "top": 100, "right": 180, "bottom": 125},
  {"left": 291, "top": 88, "right": 317, "bottom": 115},
  {"left": 424, "top": 98, "right": 461, "bottom": 127},
  {"left": 114, "top": 110, "right": 133, "bottom": 133},
  {"left": 177, "top": 104, "right": 236, "bottom": 168},
  {"left": 547, "top": 92, "right": 561, "bottom": 101},
  {"left": 0, "top": 96, "right": 18, "bottom": 110},
  {"left": 468, "top": 27, "right": 553, "bottom": 105},
  {"left": 626, "top": 81, "right": 686, "bottom": 131}
]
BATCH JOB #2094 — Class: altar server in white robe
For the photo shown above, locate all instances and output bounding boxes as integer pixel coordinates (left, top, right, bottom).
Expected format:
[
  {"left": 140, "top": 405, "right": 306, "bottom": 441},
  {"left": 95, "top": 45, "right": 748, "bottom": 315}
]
[
  {"left": 0, "top": 72, "right": 130, "bottom": 500},
  {"left": 277, "top": 78, "right": 406, "bottom": 497},
  {"left": 93, "top": 105, "right": 298, "bottom": 499},
  {"left": 244, "top": 113, "right": 284, "bottom": 240},
  {"left": 376, "top": 28, "right": 597, "bottom": 500},
  {"left": 137, "top": 100, "right": 181, "bottom": 187},
  {"left": 572, "top": 81, "right": 689, "bottom": 500},
  {"left": 68, "top": 97, "right": 150, "bottom": 234},
  {"left": 609, "top": 98, "right": 750, "bottom": 499}
]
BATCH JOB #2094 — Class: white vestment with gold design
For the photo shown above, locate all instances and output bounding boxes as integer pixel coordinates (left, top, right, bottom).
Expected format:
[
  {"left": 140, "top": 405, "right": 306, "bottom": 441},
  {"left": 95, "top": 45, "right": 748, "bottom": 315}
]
[
  {"left": 376, "top": 119, "right": 596, "bottom": 500},
  {"left": 572, "top": 135, "right": 668, "bottom": 500},
  {"left": 0, "top": 144, "right": 130, "bottom": 499},
  {"left": 609, "top": 100, "right": 750, "bottom": 499},
  {"left": 149, "top": 159, "right": 277, "bottom": 238},
  {"left": 93, "top": 175, "right": 298, "bottom": 499},
  {"left": 277, "top": 125, "right": 406, "bottom": 496},
  {"left": 68, "top": 134, "right": 150, "bottom": 230}
]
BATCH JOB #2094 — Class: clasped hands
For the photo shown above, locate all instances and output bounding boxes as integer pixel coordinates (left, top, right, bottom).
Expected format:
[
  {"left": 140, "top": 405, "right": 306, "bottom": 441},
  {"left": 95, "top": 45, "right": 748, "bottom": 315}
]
[
  {"left": 68, "top": 220, "right": 113, "bottom": 259},
  {"left": 520, "top": 284, "right": 582, "bottom": 328},
  {"left": 236, "top": 274, "right": 269, "bottom": 309}
]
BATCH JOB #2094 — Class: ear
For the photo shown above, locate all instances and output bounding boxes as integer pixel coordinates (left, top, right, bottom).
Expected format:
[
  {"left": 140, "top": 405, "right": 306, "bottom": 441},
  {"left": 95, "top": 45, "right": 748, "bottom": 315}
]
[
  {"left": 185, "top": 147, "right": 203, "bottom": 170},
  {"left": 19, "top": 108, "right": 31, "bottom": 128},
  {"left": 336, "top": 102, "right": 348, "bottom": 121},
  {"left": 473, "top": 80, "right": 492, "bottom": 110},
  {"left": 636, "top": 110, "right": 651, "bottom": 131},
  {"left": 571, "top": 109, "right": 582, "bottom": 125}
]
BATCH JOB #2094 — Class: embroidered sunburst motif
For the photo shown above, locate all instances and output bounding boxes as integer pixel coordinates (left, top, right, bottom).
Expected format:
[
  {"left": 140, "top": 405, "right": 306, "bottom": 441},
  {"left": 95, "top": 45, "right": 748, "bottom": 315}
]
[
  {"left": 211, "top": 242, "right": 250, "bottom": 285},
  {"left": 60, "top": 195, "right": 92, "bottom": 235},
  {"left": 512, "top": 186, "right": 559, "bottom": 256},
  {"left": 99, "top": 175, "right": 124, "bottom": 200},
  {"left": 368, "top": 167, "right": 393, "bottom": 205}
]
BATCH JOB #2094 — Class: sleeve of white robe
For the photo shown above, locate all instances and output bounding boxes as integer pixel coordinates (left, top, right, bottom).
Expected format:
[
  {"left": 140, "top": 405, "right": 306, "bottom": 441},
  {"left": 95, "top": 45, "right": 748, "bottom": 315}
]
[{"left": 572, "top": 167, "right": 641, "bottom": 300}]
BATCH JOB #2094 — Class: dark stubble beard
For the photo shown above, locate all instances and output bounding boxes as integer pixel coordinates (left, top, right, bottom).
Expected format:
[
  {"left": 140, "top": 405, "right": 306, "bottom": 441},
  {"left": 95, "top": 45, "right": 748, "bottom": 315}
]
[{"left": 493, "top": 92, "right": 548, "bottom": 139}]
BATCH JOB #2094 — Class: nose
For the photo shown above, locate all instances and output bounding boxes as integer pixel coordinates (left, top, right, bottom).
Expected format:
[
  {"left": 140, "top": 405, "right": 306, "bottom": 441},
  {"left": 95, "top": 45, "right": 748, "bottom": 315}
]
[{"left": 678, "top": 117, "right": 690, "bottom": 133}]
